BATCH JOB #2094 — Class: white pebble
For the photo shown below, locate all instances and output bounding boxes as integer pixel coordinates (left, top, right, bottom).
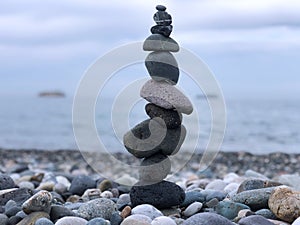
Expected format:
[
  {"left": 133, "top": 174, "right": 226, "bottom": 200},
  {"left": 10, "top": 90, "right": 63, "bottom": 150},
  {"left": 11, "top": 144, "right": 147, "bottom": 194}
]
[
  {"left": 151, "top": 216, "right": 176, "bottom": 225},
  {"left": 132, "top": 204, "right": 163, "bottom": 220},
  {"left": 121, "top": 214, "right": 152, "bottom": 225},
  {"left": 205, "top": 179, "right": 227, "bottom": 191},
  {"left": 56, "top": 176, "right": 71, "bottom": 188},
  {"left": 224, "top": 183, "right": 239, "bottom": 194},
  {"left": 101, "top": 190, "right": 113, "bottom": 199},
  {"left": 292, "top": 217, "right": 300, "bottom": 225},
  {"left": 183, "top": 202, "right": 203, "bottom": 217},
  {"left": 55, "top": 216, "right": 87, "bottom": 225}
]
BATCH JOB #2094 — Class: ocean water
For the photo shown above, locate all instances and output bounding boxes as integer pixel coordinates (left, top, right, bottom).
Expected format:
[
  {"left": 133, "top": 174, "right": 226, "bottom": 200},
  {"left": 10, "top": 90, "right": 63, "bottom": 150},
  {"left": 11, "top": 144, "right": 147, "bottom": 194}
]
[{"left": 0, "top": 95, "right": 299, "bottom": 154}]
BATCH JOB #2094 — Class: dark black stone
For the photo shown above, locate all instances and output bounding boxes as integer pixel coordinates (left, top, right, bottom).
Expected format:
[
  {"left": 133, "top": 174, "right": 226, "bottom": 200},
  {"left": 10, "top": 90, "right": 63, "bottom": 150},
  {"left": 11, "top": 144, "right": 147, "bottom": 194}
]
[
  {"left": 151, "top": 25, "right": 172, "bottom": 37},
  {"left": 156, "top": 5, "right": 166, "bottom": 11},
  {"left": 145, "top": 103, "right": 182, "bottom": 129},
  {"left": 0, "top": 188, "right": 33, "bottom": 206},
  {"left": 68, "top": 175, "right": 96, "bottom": 195},
  {"left": 110, "top": 212, "right": 123, "bottom": 225},
  {"left": 0, "top": 175, "right": 15, "bottom": 190},
  {"left": 123, "top": 119, "right": 183, "bottom": 158},
  {"left": 145, "top": 51, "right": 179, "bottom": 84},
  {"left": 7, "top": 215, "right": 22, "bottom": 225},
  {"left": 143, "top": 34, "right": 179, "bottom": 52},
  {"left": 130, "top": 180, "right": 185, "bottom": 209},
  {"left": 153, "top": 11, "right": 172, "bottom": 26},
  {"left": 50, "top": 205, "right": 75, "bottom": 222}
]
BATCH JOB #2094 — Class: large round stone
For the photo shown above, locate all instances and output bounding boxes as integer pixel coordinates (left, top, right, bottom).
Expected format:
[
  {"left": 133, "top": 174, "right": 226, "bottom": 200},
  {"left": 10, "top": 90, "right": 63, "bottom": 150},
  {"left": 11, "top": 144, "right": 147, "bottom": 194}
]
[
  {"left": 143, "top": 34, "right": 179, "bottom": 52},
  {"left": 140, "top": 80, "right": 193, "bottom": 114},
  {"left": 130, "top": 180, "right": 185, "bottom": 209},
  {"left": 139, "top": 153, "right": 171, "bottom": 184},
  {"left": 145, "top": 103, "right": 182, "bottom": 129},
  {"left": 123, "top": 119, "right": 184, "bottom": 158},
  {"left": 145, "top": 51, "right": 179, "bottom": 84}
]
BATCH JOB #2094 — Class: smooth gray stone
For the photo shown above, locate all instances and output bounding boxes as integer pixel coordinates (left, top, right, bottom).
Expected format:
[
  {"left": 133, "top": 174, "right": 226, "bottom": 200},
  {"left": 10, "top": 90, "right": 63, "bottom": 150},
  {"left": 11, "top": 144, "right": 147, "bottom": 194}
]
[
  {"left": 139, "top": 153, "right": 171, "bottom": 184},
  {"left": 143, "top": 34, "right": 179, "bottom": 52},
  {"left": 130, "top": 180, "right": 185, "bottom": 209},
  {"left": 238, "top": 215, "right": 274, "bottom": 225},
  {"left": 182, "top": 212, "right": 236, "bottom": 225},
  {"left": 69, "top": 175, "right": 96, "bottom": 195},
  {"left": 156, "top": 5, "right": 166, "bottom": 11},
  {"left": 35, "top": 217, "right": 54, "bottom": 225},
  {"left": 55, "top": 216, "right": 88, "bottom": 225},
  {"left": 231, "top": 187, "right": 275, "bottom": 210},
  {"left": 237, "top": 179, "right": 265, "bottom": 193},
  {"left": 87, "top": 217, "right": 110, "bottom": 225},
  {"left": 110, "top": 212, "right": 123, "bottom": 225},
  {"left": 215, "top": 200, "right": 250, "bottom": 220},
  {"left": 0, "top": 188, "right": 33, "bottom": 206},
  {"left": 140, "top": 80, "right": 193, "bottom": 115},
  {"left": 77, "top": 198, "right": 117, "bottom": 220},
  {"left": 50, "top": 205, "right": 75, "bottom": 222},
  {"left": 0, "top": 214, "right": 8, "bottom": 225},
  {"left": 145, "top": 51, "right": 179, "bottom": 84},
  {"left": 123, "top": 119, "right": 184, "bottom": 158}
]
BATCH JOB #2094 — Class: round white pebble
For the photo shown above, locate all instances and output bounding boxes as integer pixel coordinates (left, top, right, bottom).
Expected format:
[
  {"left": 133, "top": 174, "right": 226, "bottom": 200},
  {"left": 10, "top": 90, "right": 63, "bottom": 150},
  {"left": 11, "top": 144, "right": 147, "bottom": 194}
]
[
  {"left": 151, "top": 216, "right": 176, "bottom": 225},
  {"left": 183, "top": 202, "right": 203, "bottom": 217}
]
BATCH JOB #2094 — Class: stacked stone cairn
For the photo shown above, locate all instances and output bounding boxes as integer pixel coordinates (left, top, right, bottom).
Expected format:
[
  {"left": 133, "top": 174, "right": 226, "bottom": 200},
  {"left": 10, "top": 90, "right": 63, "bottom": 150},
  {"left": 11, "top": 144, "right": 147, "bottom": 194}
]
[{"left": 123, "top": 5, "right": 193, "bottom": 209}]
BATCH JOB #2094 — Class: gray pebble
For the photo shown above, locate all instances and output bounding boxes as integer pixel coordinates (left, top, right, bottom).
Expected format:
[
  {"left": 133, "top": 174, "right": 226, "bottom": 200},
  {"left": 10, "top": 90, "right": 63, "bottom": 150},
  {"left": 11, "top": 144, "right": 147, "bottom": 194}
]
[
  {"left": 215, "top": 200, "right": 250, "bottom": 220},
  {"left": 35, "top": 217, "right": 55, "bottom": 225},
  {"left": 50, "top": 205, "right": 75, "bottom": 222},
  {"left": 0, "top": 214, "right": 8, "bottom": 225},
  {"left": 131, "top": 204, "right": 163, "bottom": 220},
  {"left": 55, "top": 216, "right": 88, "bottom": 225},
  {"left": 0, "top": 174, "right": 15, "bottom": 190},
  {"left": 180, "top": 191, "right": 206, "bottom": 207},
  {"left": 143, "top": 34, "right": 179, "bottom": 52},
  {"left": 69, "top": 175, "right": 96, "bottom": 196},
  {"left": 238, "top": 215, "right": 274, "bottom": 225},
  {"left": 255, "top": 208, "right": 277, "bottom": 219},
  {"left": 87, "top": 218, "right": 110, "bottom": 225},
  {"left": 22, "top": 190, "right": 52, "bottom": 214},
  {"left": 121, "top": 214, "right": 152, "bottom": 225},
  {"left": 182, "top": 212, "right": 235, "bottom": 225},
  {"left": 183, "top": 202, "right": 203, "bottom": 217}
]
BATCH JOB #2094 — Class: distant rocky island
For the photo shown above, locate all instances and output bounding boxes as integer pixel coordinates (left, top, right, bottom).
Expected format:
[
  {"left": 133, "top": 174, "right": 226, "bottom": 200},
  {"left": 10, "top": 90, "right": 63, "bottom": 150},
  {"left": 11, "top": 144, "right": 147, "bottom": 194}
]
[{"left": 38, "top": 91, "right": 65, "bottom": 98}]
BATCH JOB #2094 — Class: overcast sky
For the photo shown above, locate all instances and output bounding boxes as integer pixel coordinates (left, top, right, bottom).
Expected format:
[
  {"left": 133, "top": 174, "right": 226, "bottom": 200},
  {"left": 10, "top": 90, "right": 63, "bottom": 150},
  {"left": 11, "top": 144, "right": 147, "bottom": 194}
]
[{"left": 1, "top": 0, "right": 300, "bottom": 99}]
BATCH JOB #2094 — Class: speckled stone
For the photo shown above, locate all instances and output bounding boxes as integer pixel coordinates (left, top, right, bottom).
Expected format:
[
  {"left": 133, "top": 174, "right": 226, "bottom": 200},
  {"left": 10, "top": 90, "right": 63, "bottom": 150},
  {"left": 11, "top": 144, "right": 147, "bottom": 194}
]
[
  {"left": 123, "top": 119, "right": 184, "bottom": 158},
  {"left": 182, "top": 212, "right": 236, "bottom": 225},
  {"left": 130, "top": 180, "right": 185, "bottom": 209},
  {"left": 77, "top": 198, "right": 117, "bottom": 220},
  {"left": 54, "top": 216, "right": 88, "bottom": 225},
  {"left": 140, "top": 80, "right": 193, "bottom": 114},
  {"left": 232, "top": 187, "right": 275, "bottom": 210},
  {"left": 139, "top": 153, "right": 171, "bottom": 184},
  {"left": 151, "top": 25, "right": 173, "bottom": 37},
  {"left": 143, "top": 34, "right": 179, "bottom": 52},
  {"left": 255, "top": 209, "right": 277, "bottom": 219},
  {"left": 145, "top": 103, "right": 182, "bottom": 129},
  {"left": 238, "top": 215, "right": 275, "bottom": 225},
  {"left": 268, "top": 186, "right": 300, "bottom": 223},
  {"left": 145, "top": 51, "right": 179, "bottom": 84},
  {"left": 22, "top": 190, "right": 52, "bottom": 214}
]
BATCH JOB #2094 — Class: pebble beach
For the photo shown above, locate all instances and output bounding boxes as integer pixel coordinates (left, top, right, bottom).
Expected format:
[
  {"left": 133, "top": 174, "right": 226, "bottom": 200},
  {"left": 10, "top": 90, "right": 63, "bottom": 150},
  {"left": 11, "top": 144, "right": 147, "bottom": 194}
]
[{"left": 0, "top": 148, "right": 300, "bottom": 225}]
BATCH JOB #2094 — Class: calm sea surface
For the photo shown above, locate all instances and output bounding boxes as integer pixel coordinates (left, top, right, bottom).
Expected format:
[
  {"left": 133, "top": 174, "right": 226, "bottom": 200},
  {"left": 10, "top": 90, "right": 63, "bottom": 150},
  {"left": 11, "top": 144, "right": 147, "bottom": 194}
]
[{"left": 0, "top": 95, "right": 299, "bottom": 154}]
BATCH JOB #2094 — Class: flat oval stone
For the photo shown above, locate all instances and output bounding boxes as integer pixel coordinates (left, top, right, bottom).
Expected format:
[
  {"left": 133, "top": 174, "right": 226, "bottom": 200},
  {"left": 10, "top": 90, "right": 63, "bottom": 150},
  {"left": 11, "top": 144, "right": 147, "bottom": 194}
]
[
  {"left": 35, "top": 218, "right": 54, "bottom": 225},
  {"left": 143, "top": 34, "right": 179, "bottom": 52},
  {"left": 130, "top": 180, "right": 185, "bottom": 209},
  {"left": 180, "top": 191, "right": 206, "bottom": 208},
  {"left": 238, "top": 215, "right": 275, "bottom": 225},
  {"left": 139, "top": 153, "right": 171, "bottom": 184},
  {"left": 255, "top": 209, "right": 277, "bottom": 219},
  {"left": 22, "top": 190, "right": 52, "bottom": 214},
  {"left": 123, "top": 119, "right": 184, "bottom": 158},
  {"left": 69, "top": 175, "right": 96, "bottom": 196},
  {"left": 268, "top": 186, "right": 300, "bottom": 223},
  {"left": 145, "top": 51, "right": 179, "bottom": 84},
  {"left": 145, "top": 103, "right": 182, "bottom": 129},
  {"left": 151, "top": 25, "right": 173, "bottom": 37},
  {"left": 183, "top": 202, "right": 203, "bottom": 217},
  {"left": 231, "top": 187, "right": 275, "bottom": 210},
  {"left": 0, "top": 174, "right": 15, "bottom": 190},
  {"left": 153, "top": 11, "right": 172, "bottom": 26},
  {"left": 121, "top": 214, "right": 152, "bottom": 225},
  {"left": 151, "top": 216, "right": 176, "bottom": 225},
  {"left": 140, "top": 80, "right": 193, "bottom": 115},
  {"left": 182, "top": 212, "right": 236, "bottom": 225}
]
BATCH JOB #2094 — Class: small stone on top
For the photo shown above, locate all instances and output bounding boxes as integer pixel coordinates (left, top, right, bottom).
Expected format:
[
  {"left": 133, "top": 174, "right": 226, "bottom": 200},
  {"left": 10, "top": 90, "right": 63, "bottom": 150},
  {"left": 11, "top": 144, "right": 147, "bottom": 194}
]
[{"left": 156, "top": 5, "right": 166, "bottom": 11}]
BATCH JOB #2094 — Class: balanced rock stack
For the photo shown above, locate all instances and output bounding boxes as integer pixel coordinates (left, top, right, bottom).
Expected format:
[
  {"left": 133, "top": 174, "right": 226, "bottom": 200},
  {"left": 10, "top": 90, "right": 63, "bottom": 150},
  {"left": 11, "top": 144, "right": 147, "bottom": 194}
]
[{"left": 123, "top": 5, "right": 193, "bottom": 209}]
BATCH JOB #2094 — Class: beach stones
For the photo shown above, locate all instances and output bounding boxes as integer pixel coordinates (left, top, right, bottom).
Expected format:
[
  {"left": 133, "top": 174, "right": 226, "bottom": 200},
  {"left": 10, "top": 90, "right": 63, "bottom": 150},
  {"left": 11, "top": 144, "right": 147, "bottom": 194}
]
[
  {"left": 130, "top": 180, "right": 185, "bottom": 209},
  {"left": 182, "top": 212, "right": 236, "bottom": 225},
  {"left": 0, "top": 174, "right": 15, "bottom": 190},
  {"left": 268, "top": 186, "right": 300, "bottom": 223},
  {"left": 124, "top": 5, "right": 191, "bottom": 209},
  {"left": 69, "top": 175, "right": 96, "bottom": 196}
]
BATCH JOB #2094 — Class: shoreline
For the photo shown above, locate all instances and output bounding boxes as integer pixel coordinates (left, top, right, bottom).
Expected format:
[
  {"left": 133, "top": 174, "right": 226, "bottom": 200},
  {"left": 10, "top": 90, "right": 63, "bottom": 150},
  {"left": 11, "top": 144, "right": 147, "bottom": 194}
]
[{"left": 1, "top": 148, "right": 299, "bottom": 179}]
